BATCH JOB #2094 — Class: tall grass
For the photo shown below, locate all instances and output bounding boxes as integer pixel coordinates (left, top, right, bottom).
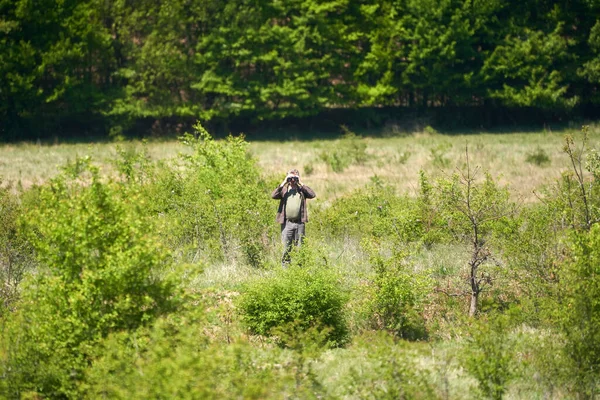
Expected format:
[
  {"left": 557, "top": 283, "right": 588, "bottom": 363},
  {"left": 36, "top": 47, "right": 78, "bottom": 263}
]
[{"left": 2, "top": 125, "right": 597, "bottom": 203}]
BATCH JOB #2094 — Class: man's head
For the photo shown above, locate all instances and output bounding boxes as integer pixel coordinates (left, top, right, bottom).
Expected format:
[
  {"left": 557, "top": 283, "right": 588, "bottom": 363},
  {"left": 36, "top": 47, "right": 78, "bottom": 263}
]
[{"left": 286, "top": 169, "right": 300, "bottom": 185}]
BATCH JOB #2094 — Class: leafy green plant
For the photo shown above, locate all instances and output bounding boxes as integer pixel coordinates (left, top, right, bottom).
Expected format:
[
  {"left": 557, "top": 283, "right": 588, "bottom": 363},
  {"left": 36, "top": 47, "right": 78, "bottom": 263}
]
[
  {"left": 314, "top": 181, "right": 424, "bottom": 243},
  {"left": 366, "top": 249, "right": 432, "bottom": 340},
  {"left": 525, "top": 147, "right": 551, "bottom": 166},
  {"left": 0, "top": 184, "right": 34, "bottom": 316},
  {"left": 462, "top": 315, "right": 516, "bottom": 400},
  {"left": 83, "top": 306, "right": 313, "bottom": 399},
  {"left": 1, "top": 162, "right": 177, "bottom": 398},
  {"left": 560, "top": 225, "right": 600, "bottom": 397},
  {"left": 113, "top": 142, "right": 154, "bottom": 184},
  {"left": 318, "top": 128, "right": 369, "bottom": 173},
  {"left": 137, "top": 122, "right": 274, "bottom": 266},
  {"left": 237, "top": 247, "right": 349, "bottom": 348},
  {"left": 434, "top": 151, "right": 516, "bottom": 317},
  {"left": 329, "top": 332, "right": 436, "bottom": 399}
]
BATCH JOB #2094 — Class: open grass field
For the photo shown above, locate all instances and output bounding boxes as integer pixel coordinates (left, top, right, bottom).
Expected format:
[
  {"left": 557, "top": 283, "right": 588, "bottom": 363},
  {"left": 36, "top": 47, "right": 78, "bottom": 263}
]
[{"left": 1, "top": 124, "right": 598, "bottom": 203}]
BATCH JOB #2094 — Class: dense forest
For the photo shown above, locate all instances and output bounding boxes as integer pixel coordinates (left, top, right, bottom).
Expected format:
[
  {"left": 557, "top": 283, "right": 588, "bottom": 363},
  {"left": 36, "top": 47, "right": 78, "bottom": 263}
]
[{"left": 1, "top": 0, "right": 600, "bottom": 140}]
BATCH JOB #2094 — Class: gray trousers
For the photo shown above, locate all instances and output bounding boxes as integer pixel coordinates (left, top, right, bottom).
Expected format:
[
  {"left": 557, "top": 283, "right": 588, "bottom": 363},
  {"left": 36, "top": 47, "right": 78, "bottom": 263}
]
[{"left": 281, "top": 220, "right": 305, "bottom": 265}]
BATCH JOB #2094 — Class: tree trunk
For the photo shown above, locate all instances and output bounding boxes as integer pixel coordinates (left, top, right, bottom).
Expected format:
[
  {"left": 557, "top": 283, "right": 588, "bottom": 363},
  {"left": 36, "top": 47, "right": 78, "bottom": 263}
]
[{"left": 469, "top": 291, "right": 478, "bottom": 317}]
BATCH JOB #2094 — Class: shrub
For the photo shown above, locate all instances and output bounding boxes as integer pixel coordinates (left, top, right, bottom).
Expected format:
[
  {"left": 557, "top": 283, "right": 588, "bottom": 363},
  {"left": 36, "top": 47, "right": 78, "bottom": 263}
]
[
  {"left": 237, "top": 247, "right": 349, "bottom": 347},
  {"left": 83, "top": 307, "right": 314, "bottom": 399},
  {"left": 560, "top": 225, "right": 600, "bottom": 396},
  {"left": 314, "top": 181, "right": 424, "bottom": 243},
  {"left": 461, "top": 314, "right": 516, "bottom": 400},
  {"left": 0, "top": 185, "right": 34, "bottom": 316},
  {"left": 318, "top": 128, "right": 368, "bottom": 173},
  {"left": 525, "top": 147, "right": 551, "bottom": 166},
  {"left": 321, "top": 332, "right": 436, "bottom": 399},
  {"left": 545, "top": 126, "right": 600, "bottom": 231},
  {"left": 363, "top": 248, "right": 432, "bottom": 340},
  {"left": 140, "top": 123, "right": 274, "bottom": 266},
  {"left": 1, "top": 163, "right": 177, "bottom": 398},
  {"left": 434, "top": 165, "right": 516, "bottom": 316}
]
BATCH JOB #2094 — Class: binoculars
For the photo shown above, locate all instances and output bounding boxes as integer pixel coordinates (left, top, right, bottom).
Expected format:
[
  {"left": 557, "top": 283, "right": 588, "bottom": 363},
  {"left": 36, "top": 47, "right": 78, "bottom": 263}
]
[{"left": 287, "top": 176, "right": 299, "bottom": 183}]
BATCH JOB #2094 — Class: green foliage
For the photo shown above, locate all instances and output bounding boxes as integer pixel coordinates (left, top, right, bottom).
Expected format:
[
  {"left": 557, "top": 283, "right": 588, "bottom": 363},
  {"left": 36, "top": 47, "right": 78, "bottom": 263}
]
[
  {"left": 543, "top": 126, "right": 600, "bottom": 231},
  {"left": 83, "top": 306, "right": 318, "bottom": 399},
  {"left": 525, "top": 147, "right": 551, "bottom": 166},
  {"left": 326, "top": 332, "right": 436, "bottom": 399},
  {"left": 3, "top": 0, "right": 600, "bottom": 139},
  {"left": 580, "top": 19, "right": 600, "bottom": 87},
  {"left": 364, "top": 248, "right": 432, "bottom": 340},
  {"left": 0, "top": 185, "right": 33, "bottom": 316},
  {"left": 318, "top": 129, "right": 368, "bottom": 173},
  {"left": 495, "top": 204, "right": 565, "bottom": 321},
  {"left": 237, "top": 247, "right": 349, "bottom": 348},
  {"left": 462, "top": 315, "right": 516, "bottom": 400},
  {"left": 513, "top": 327, "right": 572, "bottom": 398},
  {"left": 560, "top": 225, "right": 600, "bottom": 396},
  {"left": 1, "top": 162, "right": 177, "bottom": 398},
  {"left": 434, "top": 159, "right": 516, "bottom": 316},
  {"left": 315, "top": 181, "right": 424, "bottom": 243},
  {"left": 140, "top": 123, "right": 273, "bottom": 266},
  {"left": 483, "top": 24, "right": 578, "bottom": 108},
  {"left": 0, "top": 0, "right": 116, "bottom": 138},
  {"left": 113, "top": 142, "right": 154, "bottom": 185},
  {"left": 436, "top": 170, "right": 514, "bottom": 241}
]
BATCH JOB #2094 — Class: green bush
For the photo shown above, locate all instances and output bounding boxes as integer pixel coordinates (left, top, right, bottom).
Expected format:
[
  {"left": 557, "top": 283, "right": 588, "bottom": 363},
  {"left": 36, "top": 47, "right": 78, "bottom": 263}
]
[
  {"left": 0, "top": 185, "right": 34, "bottom": 316},
  {"left": 462, "top": 315, "right": 516, "bottom": 400},
  {"left": 321, "top": 332, "right": 436, "bottom": 399},
  {"left": 82, "top": 304, "right": 317, "bottom": 400},
  {"left": 525, "top": 147, "right": 551, "bottom": 166},
  {"left": 318, "top": 129, "right": 368, "bottom": 173},
  {"left": 237, "top": 248, "right": 349, "bottom": 347},
  {"left": 314, "top": 181, "right": 424, "bottom": 243},
  {"left": 560, "top": 225, "right": 600, "bottom": 396},
  {"left": 363, "top": 249, "right": 432, "bottom": 340},
  {"left": 1, "top": 163, "right": 177, "bottom": 398},
  {"left": 138, "top": 123, "right": 274, "bottom": 266}
]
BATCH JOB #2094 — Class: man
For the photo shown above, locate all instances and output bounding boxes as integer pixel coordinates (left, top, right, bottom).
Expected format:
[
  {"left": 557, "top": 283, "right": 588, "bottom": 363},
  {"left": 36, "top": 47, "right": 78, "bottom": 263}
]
[{"left": 271, "top": 168, "right": 316, "bottom": 266}]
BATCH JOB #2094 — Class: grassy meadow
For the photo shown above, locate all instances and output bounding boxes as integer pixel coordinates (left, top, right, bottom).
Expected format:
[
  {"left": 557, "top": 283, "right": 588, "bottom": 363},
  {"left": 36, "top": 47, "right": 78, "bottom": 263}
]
[
  {"left": 2, "top": 125, "right": 597, "bottom": 202},
  {"left": 1, "top": 124, "right": 600, "bottom": 399}
]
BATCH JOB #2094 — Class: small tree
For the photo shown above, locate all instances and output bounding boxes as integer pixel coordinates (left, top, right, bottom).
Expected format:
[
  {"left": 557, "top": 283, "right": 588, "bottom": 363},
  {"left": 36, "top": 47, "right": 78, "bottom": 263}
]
[
  {"left": 558, "top": 125, "right": 600, "bottom": 231},
  {"left": 434, "top": 148, "right": 516, "bottom": 317}
]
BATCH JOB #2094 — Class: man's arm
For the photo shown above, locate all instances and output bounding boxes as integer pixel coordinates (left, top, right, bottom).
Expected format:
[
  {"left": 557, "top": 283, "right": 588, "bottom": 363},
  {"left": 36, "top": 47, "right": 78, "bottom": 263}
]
[
  {"left": 300, "top": 185, "right": 316, "bottom": 199},
  {"left": 271, "top": 185, "right": 284, "bottom": 199},
  {"left": 272, "top": 176, "right": 291, "bottom": 199},
  {"left": 272, "top": 177, "right": 289, "bottom": 199}
]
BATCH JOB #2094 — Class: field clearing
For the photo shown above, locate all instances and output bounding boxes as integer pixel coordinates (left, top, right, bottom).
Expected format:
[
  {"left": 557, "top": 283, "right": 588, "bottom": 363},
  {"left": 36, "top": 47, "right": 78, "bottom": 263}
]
[{"left": 0, "top": 125, "right": 598, "bottom": 203}]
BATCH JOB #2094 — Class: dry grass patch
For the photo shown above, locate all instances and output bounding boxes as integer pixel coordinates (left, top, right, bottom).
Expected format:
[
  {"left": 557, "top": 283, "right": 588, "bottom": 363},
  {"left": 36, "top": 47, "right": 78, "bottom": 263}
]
[{"left": 1, "top": 126, "right": 598, "bottom": 203}]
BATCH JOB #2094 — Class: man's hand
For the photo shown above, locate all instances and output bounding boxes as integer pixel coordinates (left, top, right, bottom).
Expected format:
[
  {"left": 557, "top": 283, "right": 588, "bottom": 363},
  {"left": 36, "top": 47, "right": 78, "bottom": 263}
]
[{"left": 280, "top": 174, "right": 292, "bottom": 187}]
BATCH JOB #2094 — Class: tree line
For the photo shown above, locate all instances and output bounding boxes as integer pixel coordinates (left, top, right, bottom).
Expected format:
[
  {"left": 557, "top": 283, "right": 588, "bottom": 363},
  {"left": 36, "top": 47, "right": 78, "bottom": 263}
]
[{"left": 1, "top": 0, "right": 600, "bottom": 140}]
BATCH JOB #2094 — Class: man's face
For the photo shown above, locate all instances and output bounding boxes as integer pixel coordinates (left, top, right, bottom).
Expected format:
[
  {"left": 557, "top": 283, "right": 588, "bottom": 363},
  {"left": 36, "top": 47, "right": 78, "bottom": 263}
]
[{"left": 287, "top": 174, "right": 300, "bottom": 187}]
